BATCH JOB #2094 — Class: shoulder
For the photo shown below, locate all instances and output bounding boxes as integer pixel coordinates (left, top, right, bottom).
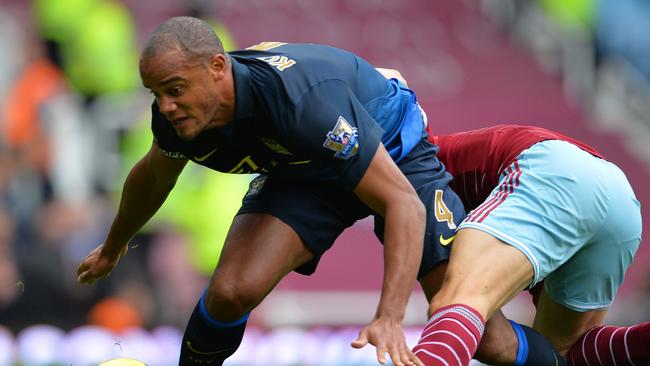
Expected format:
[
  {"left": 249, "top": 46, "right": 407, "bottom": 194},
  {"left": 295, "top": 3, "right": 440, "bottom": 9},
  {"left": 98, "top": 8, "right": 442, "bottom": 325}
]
[{"left": 230, "top": 43, "right": 360, "bottom": 103}]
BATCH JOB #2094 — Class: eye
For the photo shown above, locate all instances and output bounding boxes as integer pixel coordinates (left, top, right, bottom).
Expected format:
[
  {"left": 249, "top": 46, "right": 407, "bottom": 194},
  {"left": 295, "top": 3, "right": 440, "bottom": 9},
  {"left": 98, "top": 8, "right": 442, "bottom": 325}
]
[{"left": 169, "top": 86, "right": 183, "bottom": 97}]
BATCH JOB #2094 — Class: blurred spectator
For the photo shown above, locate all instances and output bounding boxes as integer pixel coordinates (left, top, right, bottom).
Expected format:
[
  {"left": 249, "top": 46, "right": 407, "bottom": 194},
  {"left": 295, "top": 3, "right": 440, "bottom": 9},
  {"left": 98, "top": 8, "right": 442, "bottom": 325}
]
[
  {"left": 89, "top": 296, "right": 143, "bottom": 333},
  {"left": 533, "top": 0, "right": 597, "bottom": 102},
  {"left": 34, "top": 0, "right": 142, "bottom": 195},
  {"left": 1, "top": 35, "right": 67, "bottom": 221},
  {"left": 538, "top": 0, "right": 595, "bottom": 32},
  {"left": 33, "top": 0, "right": 140, "bottom": 101},
  {"left": 32, "top": 0, "right": 96, "bottom": 68},
  {"left": 596, "top": 0, "right": 650, "bottom": 81},
  {"left": 0, "top": 210, "right": 18, "bottom": 309},
  {"left": 0, "top": 6, "right": 24, "bottom": 108}
]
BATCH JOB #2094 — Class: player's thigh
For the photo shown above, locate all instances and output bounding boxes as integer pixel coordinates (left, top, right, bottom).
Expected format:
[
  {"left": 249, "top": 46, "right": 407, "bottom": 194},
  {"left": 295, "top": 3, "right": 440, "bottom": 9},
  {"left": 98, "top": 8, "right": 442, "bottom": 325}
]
[
  {"left": 212, "top": 212, "right": 314, "bottom": 298},
  {"left": 432, "top": 228, "right": 533, "bottom": 318},
  {"left": 533, "top": 287, "right": 608, "bottom": 355},
  {"left": 210, "top": 175, "right": 369, "bottom": 307}
]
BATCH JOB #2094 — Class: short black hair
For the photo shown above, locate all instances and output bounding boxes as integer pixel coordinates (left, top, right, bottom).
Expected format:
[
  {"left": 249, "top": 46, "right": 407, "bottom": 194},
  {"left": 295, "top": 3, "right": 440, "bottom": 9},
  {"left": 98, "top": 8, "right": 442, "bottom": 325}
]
[{"left": 141, "top": 16, "right": 224, "bottom": 64}]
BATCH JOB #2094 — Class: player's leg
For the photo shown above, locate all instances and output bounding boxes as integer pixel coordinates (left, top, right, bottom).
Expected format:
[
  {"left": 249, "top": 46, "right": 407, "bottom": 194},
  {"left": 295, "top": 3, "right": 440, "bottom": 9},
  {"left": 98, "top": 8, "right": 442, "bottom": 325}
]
[
  {"left": 534, "top": 289, "right": 607, "bottom": 357},
  {"left": 413, "top": 228, "right": 534, "bottom": 366},
  {"left": 179, "top": 176, "right": 370, "bottom": 366},
  {"left": 413, "top": 140, "right": 598, "bottom": 366},
  {"left": 420, "top": 259, "right": 532, "bottom": 365},
  {"left": 179, "top": 213, "right": 314, "bottom": 365},
  {"left": 420, "top": 264, "right": 535, "bottom": 366},
  {"left": 401, "top": 136, "right": 559, "bottom": 366},
  {"left": 417, "top": 229, "right": 564, "bottom": 366},
  {"left": 535, "top": 288, "right": 650, "bottom": 366}
]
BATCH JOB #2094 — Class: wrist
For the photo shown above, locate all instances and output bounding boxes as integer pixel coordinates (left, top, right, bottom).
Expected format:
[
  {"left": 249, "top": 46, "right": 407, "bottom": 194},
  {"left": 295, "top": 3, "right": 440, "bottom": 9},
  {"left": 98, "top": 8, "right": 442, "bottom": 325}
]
[
  {"left": 100, "top": 242, "right": 126, "bottom": 258},
  {"left": 375, "top": 306, "right": 405, "bottom": 321}
]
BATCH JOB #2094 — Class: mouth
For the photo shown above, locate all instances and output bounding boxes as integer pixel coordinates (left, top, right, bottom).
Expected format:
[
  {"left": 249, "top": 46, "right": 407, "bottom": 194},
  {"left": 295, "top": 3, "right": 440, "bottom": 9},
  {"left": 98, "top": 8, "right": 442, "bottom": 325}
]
[{"left": 171, "top": 117, "right": 190, "bottom": 127}]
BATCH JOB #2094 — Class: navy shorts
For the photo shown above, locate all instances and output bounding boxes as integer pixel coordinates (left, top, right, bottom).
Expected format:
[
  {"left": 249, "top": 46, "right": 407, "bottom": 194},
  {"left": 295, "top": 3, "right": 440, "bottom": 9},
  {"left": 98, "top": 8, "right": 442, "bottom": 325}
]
[{"left": 238, "top": 137, "right": 466, "bottom": 278}]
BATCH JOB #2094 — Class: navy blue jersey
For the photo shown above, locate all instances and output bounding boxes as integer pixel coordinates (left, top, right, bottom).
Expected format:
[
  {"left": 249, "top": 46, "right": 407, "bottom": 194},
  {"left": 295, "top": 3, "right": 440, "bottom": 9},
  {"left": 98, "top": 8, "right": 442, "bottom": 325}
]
[{"left": 152, "top": 42, "right": 425, "bottom": 190}]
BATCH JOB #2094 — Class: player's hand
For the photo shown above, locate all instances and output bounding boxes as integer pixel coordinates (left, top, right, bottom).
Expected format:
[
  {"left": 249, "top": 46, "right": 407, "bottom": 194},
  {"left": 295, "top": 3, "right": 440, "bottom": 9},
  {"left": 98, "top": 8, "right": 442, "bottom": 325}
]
[
  {"left": 351, "top": 317, "right": 424, "bottom": 366},
  {"left": 76, "top": 244, "right": 127, "bottom": 285}
]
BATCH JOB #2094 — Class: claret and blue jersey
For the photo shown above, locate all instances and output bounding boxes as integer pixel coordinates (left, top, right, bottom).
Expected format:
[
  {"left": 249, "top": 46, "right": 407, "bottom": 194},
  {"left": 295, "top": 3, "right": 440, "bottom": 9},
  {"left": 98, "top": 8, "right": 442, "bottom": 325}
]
[{"left": 152, "top": 42, "right": 425, "bottom": 190}]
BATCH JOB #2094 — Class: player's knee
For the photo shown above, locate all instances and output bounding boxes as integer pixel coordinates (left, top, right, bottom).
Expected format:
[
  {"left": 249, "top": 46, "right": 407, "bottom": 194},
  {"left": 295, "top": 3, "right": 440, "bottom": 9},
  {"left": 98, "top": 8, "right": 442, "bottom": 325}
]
[
  {"left": 205, "top": 281, "right": 261, "bottom": 320},
  {"left": 427, "top": 290, "right": 454, "bottom": 315},
  {"left": 426, "top": 277, "right": 470, "bottom": 313},
  {"left": 427, "top": 287, "right": 492, "bottom": 320}
]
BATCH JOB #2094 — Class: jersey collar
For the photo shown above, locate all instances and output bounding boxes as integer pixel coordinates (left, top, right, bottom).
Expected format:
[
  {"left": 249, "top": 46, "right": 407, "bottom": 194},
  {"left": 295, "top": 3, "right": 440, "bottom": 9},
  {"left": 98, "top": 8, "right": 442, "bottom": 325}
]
[{"left": 231, "top": 56, "right": 255, "bottom": 120}]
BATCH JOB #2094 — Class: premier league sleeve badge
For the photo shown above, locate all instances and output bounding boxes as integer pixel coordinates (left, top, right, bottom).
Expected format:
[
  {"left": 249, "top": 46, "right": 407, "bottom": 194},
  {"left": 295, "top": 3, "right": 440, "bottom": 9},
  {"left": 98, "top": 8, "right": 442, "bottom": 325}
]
[{"left": 322, "top": 116, "right": 359, "bottom": 160}]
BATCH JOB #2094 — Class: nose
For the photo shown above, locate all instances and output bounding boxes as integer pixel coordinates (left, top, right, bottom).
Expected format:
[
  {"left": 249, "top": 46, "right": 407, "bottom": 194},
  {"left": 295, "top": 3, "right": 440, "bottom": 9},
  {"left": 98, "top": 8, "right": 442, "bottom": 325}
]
[{"left": 158, "top": 96, "right": 178, "bottom": 115}]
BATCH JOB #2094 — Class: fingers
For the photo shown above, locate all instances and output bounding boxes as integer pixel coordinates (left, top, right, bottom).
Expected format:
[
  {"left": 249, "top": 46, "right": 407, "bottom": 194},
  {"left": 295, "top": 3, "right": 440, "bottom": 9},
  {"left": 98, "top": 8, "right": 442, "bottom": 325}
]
[
  {"left": 350, "top": 332, "right": 368, "bottom": 349},
  {"left": 78, "top": 268, "right": 106, "bottom": 285},
  {"left": 76, "top": 258, "right": 104, "bottom": 285},
  {"left": 352, "top": 323, "right": 419, "bottom": 366},
  {"left": 400, "top": 343, "right": 418, "bottom": 366},
  {"left": 375, "top": 346, "right": 387, "bottom": 365},
  {"left": 389, "top": 342, "right": 419, "bottom": 366},
  {"left": 389, "top": 343, "right": 421, "bottom": 366},
  {"left": 77, "top": 270, "right": 92, "bottom": 284},
  {"left": 377, "top": 333, "right": 414, "bottom": 366},
  {"left": 76, "top": 261, "right": 87, "bottom": 278}
]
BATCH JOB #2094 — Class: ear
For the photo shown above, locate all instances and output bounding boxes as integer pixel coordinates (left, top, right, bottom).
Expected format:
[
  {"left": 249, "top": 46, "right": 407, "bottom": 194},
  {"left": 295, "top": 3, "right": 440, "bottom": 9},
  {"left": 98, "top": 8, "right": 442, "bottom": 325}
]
[{"left": 208, "top": 54, "right": 227, "bottom": 81}]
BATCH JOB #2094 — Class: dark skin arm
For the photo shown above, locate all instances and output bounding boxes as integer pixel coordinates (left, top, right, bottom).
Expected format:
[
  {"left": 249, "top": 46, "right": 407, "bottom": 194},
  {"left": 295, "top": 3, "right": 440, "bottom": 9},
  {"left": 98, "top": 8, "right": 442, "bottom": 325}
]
[
  {"left": 77, "top": 143, "right": 187, "bottom": 284},
  {"left": 351, "top": 144, "right": 426, "bottom": 366}
]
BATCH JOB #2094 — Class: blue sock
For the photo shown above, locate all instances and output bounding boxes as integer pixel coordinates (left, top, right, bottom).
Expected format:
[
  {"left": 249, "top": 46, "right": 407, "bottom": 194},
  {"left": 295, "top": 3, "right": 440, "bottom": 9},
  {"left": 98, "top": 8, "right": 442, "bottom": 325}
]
[
  {"left": 510, "top": 320, "right": 566, "bottom": 366},
  {"left": 179, "top": 290, "right": 250, "bottom": 366}
]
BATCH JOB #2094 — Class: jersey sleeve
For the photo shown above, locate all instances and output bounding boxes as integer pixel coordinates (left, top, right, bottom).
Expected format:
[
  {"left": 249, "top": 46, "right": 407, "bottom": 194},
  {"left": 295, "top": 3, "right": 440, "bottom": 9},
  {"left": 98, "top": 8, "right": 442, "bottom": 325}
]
[
  {"left": 289, "top": 79, "right": 384, "bottom": 190},
  {"left": 150, "top": 103, "right": 188, "bottom": 159}
]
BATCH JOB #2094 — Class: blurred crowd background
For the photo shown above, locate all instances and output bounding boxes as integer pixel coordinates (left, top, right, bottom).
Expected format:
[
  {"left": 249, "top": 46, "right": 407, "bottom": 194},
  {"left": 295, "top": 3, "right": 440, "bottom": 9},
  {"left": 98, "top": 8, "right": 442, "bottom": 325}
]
[{"left": 0, "top": 0, "right": 649, "bottom": 365}]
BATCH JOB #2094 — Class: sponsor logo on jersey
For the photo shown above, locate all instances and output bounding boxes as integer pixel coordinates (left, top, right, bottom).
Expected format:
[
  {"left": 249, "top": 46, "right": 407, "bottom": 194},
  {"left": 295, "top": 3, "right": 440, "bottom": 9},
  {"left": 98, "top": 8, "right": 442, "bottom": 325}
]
[
  {"left": 261, "top": 138, "right": 293, "bottom": 155},
  {"left": 323, "top": 116, "right": 359, "bottom": 160}
]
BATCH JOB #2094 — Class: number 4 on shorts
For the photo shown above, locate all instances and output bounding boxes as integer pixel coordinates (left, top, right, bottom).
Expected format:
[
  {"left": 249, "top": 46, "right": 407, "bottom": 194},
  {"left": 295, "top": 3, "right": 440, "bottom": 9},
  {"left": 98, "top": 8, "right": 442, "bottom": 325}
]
[{"left": 434, "top": 190, "right": 457, "bottom": 230}]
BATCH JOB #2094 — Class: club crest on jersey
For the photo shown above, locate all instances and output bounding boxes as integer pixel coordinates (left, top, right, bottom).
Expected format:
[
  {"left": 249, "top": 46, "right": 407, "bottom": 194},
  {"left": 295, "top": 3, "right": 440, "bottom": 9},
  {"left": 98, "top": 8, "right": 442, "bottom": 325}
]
[
  {"left": 245, "top": 175, "right": 267, "bottom": 198},
  {"left": 323, "top": 116, "right": 359, "bottom": 160}
]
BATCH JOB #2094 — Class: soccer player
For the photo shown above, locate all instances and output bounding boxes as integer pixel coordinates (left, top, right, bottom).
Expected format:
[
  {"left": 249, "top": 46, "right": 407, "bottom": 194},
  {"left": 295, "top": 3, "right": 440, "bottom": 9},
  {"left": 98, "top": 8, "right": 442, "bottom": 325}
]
[
  {"left": 412, "top": 125, "right": 647, "bottom": 366},
  {"left": 76, "top": 16, "right": 467, "bottom": 366}
]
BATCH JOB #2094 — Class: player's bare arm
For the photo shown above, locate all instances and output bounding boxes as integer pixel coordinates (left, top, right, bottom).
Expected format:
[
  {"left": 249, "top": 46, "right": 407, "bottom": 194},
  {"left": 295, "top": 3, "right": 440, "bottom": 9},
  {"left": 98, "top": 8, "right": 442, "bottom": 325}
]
[
  {"left": 351, "top": 143, "right": 425, "bottom": 366},
  {"left": 77, "top": 143, "right": 187, "bottom": 284}
]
